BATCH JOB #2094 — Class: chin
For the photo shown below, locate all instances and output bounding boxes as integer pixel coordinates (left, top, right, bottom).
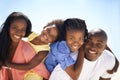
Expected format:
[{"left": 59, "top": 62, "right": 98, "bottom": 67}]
[
  {"left": 71, "top": 50, "right": 78, "bottom": 53},
  {"left": 89, "top": 58, "right": 97, "bottom": 61},
  {"left": 86, "top": 56, "right": 96, "bottom": 61}
]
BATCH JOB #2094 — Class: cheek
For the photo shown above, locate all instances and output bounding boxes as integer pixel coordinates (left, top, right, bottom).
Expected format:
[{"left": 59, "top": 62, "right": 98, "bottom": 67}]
[
  {"left": 22, "top": 32, "right": 26, "bottom": 37},
  {"left": 66, "top": 40, "right": 72, "bottom": 45},
  {"left": 97, "top": 48, "right": 104, "bottom": 56},
  {"left": 48, "top": 38, "right": 54, "bottom": 43},
  {"left": 80, "top": 41, "right": 84, "bottom": 45},
  {"left": 9, "top": 29, "right": 15, "bottom": 38}
]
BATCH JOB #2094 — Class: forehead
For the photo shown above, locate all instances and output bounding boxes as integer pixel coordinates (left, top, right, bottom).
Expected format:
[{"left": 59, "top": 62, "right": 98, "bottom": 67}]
[
  {"left": 44, "top": 24, "right": 56, "bottom": 30},
  {"left": 88, "top": 33, "right": 107, "bottom": 43},
  {"left": 66, "top": 30, "right": 84, "bottom": 36},
  {"left": 67, "top": 29, "right": 84, "bottom": 33},
  {"left": 11, "top": 19, "right": 27, "bottom": 24}
]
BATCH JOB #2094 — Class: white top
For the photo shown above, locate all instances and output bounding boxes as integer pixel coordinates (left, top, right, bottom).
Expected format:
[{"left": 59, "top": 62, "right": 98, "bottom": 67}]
[{"left": 49, "top": 50, "right": 115, "bottom": 80}]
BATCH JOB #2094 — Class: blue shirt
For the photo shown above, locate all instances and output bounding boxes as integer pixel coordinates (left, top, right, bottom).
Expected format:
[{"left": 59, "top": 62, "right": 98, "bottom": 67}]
[{"left": 45, "top": 41, "right": 75, "bottom": 73}]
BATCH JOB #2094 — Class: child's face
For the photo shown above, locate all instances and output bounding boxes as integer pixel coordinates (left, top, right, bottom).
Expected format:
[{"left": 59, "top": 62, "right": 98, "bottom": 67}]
[
  {"left": 40, "top": 25, "right": 58, "bottom": 44},
  {"left": 85, "top": 33, "right": 107, "bottom": 61},
  {"left": 9, "top": 19, "right": 27, "bottom": 43},
  {"left": 66, "top": 30, "right": 84, "bottom": 52}
]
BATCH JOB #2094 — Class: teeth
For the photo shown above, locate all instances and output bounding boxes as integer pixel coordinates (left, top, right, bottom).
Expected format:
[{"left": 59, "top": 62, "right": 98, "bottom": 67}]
[
  {"left": 73, "top": 46, "right": 77, "bottom": 49},
  {"left": 14, "top": 35, "right": 20, "bottom": 39},
  {"left": 89, "top": 50, "right": 96, "bottom": 54},
  {"left": 72, "top": 46, "right": 78, "bottom": 49}
]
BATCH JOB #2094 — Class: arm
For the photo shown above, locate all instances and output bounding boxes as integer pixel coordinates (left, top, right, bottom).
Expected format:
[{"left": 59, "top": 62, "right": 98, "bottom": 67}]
[
  {"left": 65, "top": 45, "right": 84, "bottom": 80},
  {"left": 106, "top": 45, "right": 113, "bottom": 53},
  {"left": 99, "top": 45, "right": 119, "bottom": 80},
  {"left": 99, "top": 77, "right": 111, "bottom": 80},
  {"left": 5, "top": 51, "right": 48, "bottom": 70},
  {"left": 106, "top": 45, "right": 119, "bottom": 74}
]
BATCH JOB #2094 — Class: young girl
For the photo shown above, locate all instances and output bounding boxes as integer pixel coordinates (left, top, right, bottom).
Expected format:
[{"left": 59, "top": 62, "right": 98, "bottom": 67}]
[
  {"left": 4, "top": 18, "right": 64, "bottom": 80},
  {"left": 45, "top": 18, "right": 88, "bottom": 80}
]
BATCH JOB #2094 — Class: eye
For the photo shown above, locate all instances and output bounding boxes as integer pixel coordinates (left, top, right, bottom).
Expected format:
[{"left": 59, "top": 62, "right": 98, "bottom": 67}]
[
  {"left": 86, "top": 38, "right": 93, "bottom": 46},
  {"left": 69, "top": 37, "right": 73, "bottom": 40},
  {"left": 96, "top": 43, "right": 103, "bottom": 48},
  {"left": 47, "top": 28, "right": 50, "bottom": 34},
  {"left": 10, "top": 26, "right": 18, "bottom": 31},
  {"left": 79, "top": 37, "right": 84, "bottom": 41},
  {"left": 21, "top": 29, "right": 26, "bottom": 33}
]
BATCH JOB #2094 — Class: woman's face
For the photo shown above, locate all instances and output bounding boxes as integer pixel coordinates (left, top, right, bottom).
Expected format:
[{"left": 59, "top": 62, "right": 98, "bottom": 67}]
[
  {"left": 9, "top": 19, "right": 27, "bottom": 43},
  {"left": 40, "top": 25, "right": 58, "bottom": 44}
]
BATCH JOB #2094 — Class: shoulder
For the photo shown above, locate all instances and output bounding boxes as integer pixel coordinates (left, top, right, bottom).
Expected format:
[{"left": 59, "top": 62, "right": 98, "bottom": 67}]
[
  {"left": 102, "top": 50, "right": 115, "bottom": 61},
  {"left": 28, "top": 32, "right": 39, "bottom": 41},
  {"left": 50, "top": 41, "right": 70, "bottom": 54},
  {"left": 100, "top": 50, "right": 115, "bottom": 69},
  {"left": 21, "top": 40, "right": 35, "bottom": 54}
]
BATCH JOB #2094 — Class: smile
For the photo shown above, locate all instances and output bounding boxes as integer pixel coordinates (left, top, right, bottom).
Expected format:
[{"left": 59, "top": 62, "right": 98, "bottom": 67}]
[
  {"left": 14, "top": 35, "right": 20, "bottom": 39},
  {"left": 89, "top": 50, "right": 96, "bottom": 54}
]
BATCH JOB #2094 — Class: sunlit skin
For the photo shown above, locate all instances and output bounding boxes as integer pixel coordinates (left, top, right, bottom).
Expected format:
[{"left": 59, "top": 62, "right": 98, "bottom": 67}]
[
  {"left": 31, "top": 25, "right": 58, "bottom": 45},
  {"left": 85, "top": 31, "right": 107, "bottom": 61},
  {"left": 66, "top": 30, "right": 85, "bottom": 53},
  {"left": 9, "top": 19, "right": 27, "bottom": 44}
]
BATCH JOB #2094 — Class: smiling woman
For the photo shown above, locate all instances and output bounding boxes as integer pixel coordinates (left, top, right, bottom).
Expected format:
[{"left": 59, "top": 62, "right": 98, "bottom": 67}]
[
  {"left": 9, "top": 19, "right": 27, "bottom": 43},
  {"left": 0, "top": 12, "right": 32, "bottom": 80}
]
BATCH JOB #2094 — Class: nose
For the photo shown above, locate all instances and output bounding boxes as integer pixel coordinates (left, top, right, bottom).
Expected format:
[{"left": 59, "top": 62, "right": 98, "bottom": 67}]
[
  {"left": 17, "top": 30, "right": 22, "bottom": 35},
  {"left": 90, "top": 43, "right": 97, "bottom": 50},
  {"left": 76, "top": 41, "right": 80, "bottom": 45},
  {"left": 73, "top": 41, "right": 83, "bottom": 46},
  {"left": 15, "top": 29, "right": 24, "bottom": 36}
]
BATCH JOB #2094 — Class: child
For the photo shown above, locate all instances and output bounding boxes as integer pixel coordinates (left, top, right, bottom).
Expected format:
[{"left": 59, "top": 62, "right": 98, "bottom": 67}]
[{"left": 45, "top": 18, "right": 88, "bottom": 80}]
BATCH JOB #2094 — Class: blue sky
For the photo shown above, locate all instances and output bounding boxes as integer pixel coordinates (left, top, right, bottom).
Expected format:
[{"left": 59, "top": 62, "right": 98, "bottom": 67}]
[{"left": 0, "top": 0, "right": 120, "bottom": 77}]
